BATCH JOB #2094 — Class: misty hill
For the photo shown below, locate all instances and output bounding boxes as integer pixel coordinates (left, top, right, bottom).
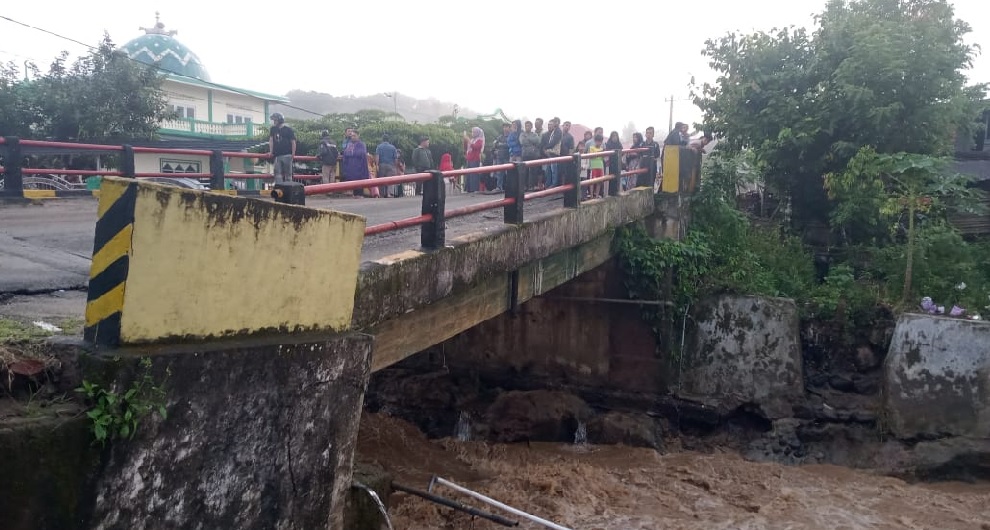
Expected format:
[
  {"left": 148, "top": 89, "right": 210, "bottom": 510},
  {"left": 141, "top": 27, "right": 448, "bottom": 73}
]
[{"left": 271, "top": 90, "right": 482, "bottom": 123}]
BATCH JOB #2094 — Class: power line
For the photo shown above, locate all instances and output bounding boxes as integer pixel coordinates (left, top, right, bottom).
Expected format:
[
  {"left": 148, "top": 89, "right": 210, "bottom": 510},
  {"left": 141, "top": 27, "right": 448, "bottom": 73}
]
[{"left": 0, "top": 14, "right": 324, "bottom": 118}]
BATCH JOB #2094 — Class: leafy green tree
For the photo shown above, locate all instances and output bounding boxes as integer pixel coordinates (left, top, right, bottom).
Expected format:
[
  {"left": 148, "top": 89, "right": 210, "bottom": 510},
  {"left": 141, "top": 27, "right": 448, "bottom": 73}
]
[
  {"left": 0, "top": 34, "right": 169, "bottom": 141},
  {"left": 0, "top": 61, "right": 42, "bottom": 138},
  {"left": 693, "top": 0, "right": 981, "bottom": 237},
  {"left": 825, "top": 148, "right": 983, "bottom": 301}
]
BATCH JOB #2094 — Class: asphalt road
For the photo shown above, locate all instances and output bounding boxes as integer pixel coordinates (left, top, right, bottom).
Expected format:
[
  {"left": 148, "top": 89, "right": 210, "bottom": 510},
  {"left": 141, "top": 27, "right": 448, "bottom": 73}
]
[{"left": 0, "top": 191, "right": 564, "bottom": 295}]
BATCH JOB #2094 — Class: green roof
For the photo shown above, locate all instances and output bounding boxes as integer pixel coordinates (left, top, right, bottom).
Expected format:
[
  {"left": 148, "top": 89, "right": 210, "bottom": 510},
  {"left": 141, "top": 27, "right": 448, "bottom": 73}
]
[{"left": 120, "top": 33, "right": 212, "bottom": 81}]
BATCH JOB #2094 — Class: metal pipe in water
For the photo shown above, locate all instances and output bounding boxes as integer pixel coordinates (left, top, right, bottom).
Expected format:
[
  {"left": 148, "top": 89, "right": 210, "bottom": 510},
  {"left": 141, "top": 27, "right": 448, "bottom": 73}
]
[
  {"left": 393, "top": 482, "right": 519, "bottom": 527},
  {"left": 429, "top": 476, "right": 574, "bottom": 530},
  {"left": 352, "top": 481, "right": 394, "bottom": 530}
]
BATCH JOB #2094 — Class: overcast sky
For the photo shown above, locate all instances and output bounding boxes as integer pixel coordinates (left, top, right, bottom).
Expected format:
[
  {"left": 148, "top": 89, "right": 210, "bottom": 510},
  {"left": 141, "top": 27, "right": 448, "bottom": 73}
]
[{"left": 2, "top": 0, "right": 987, "bottom": 135}]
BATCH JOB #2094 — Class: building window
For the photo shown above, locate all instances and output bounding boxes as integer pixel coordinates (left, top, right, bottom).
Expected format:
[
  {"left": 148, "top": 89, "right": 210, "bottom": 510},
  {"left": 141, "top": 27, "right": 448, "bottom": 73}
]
[
  {"left": 172, "top": 105, "right": 196, "bottom": 119},
  {"left": 160, "top": 158, "right": 202, "bottom": 174},
  {"left": 227, "top": 114, "right": 251, "bottom": 124}
]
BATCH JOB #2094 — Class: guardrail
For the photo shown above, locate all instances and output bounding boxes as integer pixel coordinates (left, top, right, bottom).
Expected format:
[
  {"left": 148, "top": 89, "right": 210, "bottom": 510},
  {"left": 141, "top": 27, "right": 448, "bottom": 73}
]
[
  {"left": 0, "top": 137, "right": 322, "bottom": 194},
  {"left": 272, "top": 148, "right": 654, "bottom": 246},
  {"left": 0, "top": 135, "right": 660, "bottom": 245}
]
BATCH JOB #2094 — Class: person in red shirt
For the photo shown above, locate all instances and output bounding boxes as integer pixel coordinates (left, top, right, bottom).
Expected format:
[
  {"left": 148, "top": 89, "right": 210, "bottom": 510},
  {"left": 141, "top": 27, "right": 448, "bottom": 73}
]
[{"left": 463, "top": 127, "right": 485, "bottom": 193}]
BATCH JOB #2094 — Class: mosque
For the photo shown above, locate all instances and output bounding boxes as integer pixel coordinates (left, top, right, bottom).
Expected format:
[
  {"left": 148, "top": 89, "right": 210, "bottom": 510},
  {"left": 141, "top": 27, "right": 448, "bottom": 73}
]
[{"left": 118, "top": 13, "right": 287, "bottom": 179}]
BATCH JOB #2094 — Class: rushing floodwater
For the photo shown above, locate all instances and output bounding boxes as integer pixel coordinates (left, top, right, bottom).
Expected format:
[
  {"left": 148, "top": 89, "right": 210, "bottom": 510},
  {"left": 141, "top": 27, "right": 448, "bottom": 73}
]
[{"left": 357, "top": 413, "right": 990, "bottom": 530}]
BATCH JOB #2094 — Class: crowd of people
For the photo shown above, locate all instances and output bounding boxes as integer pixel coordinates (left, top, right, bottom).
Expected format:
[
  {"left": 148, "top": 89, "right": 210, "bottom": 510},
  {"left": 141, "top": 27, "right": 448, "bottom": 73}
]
[{"left": 269, "top": 112, "right": 712, "bottom": 199}]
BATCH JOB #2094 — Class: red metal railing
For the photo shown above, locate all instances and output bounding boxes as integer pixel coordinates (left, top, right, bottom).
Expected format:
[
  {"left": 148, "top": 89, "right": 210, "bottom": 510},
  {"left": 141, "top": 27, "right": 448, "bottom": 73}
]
[{"left": 0, "top": 137, "right": 659, "bottom": 245}]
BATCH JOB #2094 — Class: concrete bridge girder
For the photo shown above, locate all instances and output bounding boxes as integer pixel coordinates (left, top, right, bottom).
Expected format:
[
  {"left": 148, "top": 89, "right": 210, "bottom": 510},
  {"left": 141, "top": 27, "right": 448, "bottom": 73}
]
[{"left": 352, "top": 188, "right": 656, "bottom": 371}]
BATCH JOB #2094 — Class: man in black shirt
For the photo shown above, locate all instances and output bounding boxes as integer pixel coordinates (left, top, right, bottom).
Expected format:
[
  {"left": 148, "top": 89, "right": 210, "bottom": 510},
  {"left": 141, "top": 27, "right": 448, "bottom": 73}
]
[
  {"left": 268, "top": 112, "right": 296, "bottom": 183},
  {"left": 560, "top": 121, "right": 576, "bottom": 185}
]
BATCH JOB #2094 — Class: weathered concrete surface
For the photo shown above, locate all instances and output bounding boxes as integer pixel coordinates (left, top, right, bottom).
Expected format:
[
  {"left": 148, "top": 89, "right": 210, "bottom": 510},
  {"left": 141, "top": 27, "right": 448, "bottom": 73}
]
[
  {"left": 0, "top": 414, "right": 100, "bottom": 530},
  {"left": 884, "top": 313, "right": 990, "bottom": 439},
  {"left": 87, "top": 334, "right": 372, "bottom": 530},
  {"left": 678, "top": 295, "right": 804, "bottom": 419},
  {"left": 353, "top": 189, "right": 654, "bottom": 328},
  {"left": 89, "top": 177, "right": 365, "bottom": 345},
  {"left": 439, "top": 259, "right": 663, "bottom": 391},
  {"left": 356, "top": 190, "right": 656, "bottom": 371}
]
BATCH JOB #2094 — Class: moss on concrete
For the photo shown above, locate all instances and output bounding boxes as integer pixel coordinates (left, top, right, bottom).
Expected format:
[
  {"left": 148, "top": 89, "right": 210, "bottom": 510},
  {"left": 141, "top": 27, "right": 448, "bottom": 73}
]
[
  {"left": 344, "top": 462, "right": 393, "bottom": 530},
  {"left": 0, "top": 414, "right": 102, "bottom": 530}
]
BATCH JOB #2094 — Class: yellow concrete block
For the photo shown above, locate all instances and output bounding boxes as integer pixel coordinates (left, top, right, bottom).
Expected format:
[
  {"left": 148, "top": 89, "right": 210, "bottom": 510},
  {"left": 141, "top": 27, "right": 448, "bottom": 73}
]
[
  {"left": 661, "top": 146, "right": 680, "bottom": 194},
  {"left": 23, "top": 189, "right": 56, "bottom": 199},
  {"left": 90, "top": 177, "right": 366, "bottom": 345}
]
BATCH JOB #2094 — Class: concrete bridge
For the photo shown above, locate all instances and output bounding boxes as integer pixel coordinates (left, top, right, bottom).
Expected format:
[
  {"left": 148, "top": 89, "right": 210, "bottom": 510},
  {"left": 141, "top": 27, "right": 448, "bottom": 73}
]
[{"left": 2, "top": 138, "right": 702, "bottom": 528}]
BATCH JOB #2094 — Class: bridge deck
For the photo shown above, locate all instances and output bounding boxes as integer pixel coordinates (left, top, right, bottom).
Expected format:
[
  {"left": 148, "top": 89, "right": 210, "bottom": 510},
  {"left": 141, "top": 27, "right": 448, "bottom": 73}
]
[{"left": 0, "top": 193, "right": 571, "bottom": 323}]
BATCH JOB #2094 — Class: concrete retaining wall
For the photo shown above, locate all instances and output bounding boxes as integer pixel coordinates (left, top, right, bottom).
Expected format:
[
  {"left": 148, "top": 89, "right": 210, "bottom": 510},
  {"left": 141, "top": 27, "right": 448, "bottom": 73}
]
[
  {"left": 884, "top": 313, "right": 990, "bottom": 439},
  {"left": 88, "top": 334, "right": 373, "bottom": 529},
  {"left": 679, "top": 295, "right": 804, "bottom": 419}
]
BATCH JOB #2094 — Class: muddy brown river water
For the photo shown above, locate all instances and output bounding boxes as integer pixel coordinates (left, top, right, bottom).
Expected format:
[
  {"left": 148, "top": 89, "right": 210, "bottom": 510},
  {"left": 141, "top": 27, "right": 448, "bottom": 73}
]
[{"left": 357, "top": 413, "right": 990, "bottom": 530}]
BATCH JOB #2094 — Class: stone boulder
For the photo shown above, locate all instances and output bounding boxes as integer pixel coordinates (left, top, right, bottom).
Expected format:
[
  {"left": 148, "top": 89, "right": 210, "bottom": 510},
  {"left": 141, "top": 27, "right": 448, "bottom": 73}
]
[
  {"left": 883, "top": 313, "right": 990, "bottom": 439},
  {"left": 486, "top": 390, "right": 593, "bottom": 443},
  {"left": 586, "top": 411, "right": 662, "bottom": 449},
  {"left": 677, "top": 295, "right": 804, "bottom": 419}
]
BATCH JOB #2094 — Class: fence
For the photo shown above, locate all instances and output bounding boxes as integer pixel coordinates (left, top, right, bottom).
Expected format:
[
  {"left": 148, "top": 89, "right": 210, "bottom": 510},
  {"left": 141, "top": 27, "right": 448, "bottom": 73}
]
[{"left": 0, "top": 136, "right": 319, "bottom": 195}]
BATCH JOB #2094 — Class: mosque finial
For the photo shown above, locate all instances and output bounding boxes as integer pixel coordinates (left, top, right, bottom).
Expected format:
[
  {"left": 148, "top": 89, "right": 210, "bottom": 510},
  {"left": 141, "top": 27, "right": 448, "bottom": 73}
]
[{"left": 139, "top": 12, "right": 177, "bottom": 36}]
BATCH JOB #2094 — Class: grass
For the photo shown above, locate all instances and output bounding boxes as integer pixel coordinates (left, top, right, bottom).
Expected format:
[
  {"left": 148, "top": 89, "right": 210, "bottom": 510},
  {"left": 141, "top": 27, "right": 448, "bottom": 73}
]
[
  {"left": 0, "top": 318, "right": 55, "bottom": 343},
  {"left": 0, "top": 316, "right": 82, "bottom": 344}
]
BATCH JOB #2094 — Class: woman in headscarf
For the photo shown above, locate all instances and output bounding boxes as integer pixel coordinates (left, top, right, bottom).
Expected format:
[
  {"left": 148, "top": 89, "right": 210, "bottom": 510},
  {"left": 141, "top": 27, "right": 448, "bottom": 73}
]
[
  {"left": 625, "top": 132, "right": 645, "bottom": 191},
  {"left": 463, "top": 126, "right": 485, "bottom": 193},
  {"left": 341, "top": 129, "right": 370, "bottom": 197}
]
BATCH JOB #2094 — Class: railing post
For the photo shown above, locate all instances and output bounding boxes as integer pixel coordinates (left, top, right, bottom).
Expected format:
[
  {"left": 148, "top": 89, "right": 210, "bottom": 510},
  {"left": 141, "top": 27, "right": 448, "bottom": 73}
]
[
  {"left": 564, "top": 153, "right": 582, "bottom": 208},
  {"left": 504, "top": 162, "right": 526, "bottom": 224},
  {"left": 422, "top": 170, "right": 446, "bottom": 250},
  {"left": 608, "top": 149, "right": 621, "bottom": 197},
  {"left": 639, "top": 153, "right": 657, "bottom": 189},
  {"left": 2, "top": 136, "right": 23, "bottom": 197},
  {"left": 121, "top": 145, "right": 135, "bottom": 178},
  {"left": 209, "top": 150, "right": 225, "bottom": 190}
]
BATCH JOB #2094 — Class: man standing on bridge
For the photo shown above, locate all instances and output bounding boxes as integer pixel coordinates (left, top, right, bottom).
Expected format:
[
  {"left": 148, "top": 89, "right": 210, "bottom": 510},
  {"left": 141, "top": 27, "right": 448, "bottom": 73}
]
[
  {"left": 268, "top": 113, "right": 296, "bottom": 183},
  {"left": 411, "top": 135, "right": 433, "bottom": 196}
]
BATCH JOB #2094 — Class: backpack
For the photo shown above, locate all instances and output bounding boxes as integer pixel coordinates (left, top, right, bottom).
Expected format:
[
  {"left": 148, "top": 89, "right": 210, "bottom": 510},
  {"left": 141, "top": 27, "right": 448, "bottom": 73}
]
[{"left": 318, "top": 141, "right": 339, "bottom": 165}]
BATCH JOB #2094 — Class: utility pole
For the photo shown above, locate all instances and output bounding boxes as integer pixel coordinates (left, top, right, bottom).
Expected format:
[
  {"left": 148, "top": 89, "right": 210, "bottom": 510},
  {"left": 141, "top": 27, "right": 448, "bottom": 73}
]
[
  {"left": 384, "top": 92, "right": 398, "bottom": 116},
  {"left": 664, "top": 94, "right": 675, "bottom": 133}
]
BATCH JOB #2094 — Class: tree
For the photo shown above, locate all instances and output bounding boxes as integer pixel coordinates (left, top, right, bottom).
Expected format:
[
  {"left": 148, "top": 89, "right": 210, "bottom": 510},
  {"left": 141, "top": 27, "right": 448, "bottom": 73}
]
[
  {"left": 693, "top": 0, "right": 980, "bottom": 237},
  {"left": 0, "top": 60, "right": 41, "bottom": 138},
  {"left": 825, "top": 148, "right": 983, "bottom": 301},
  {"left": 0, "top": 34, "right": 169, "bottom": 141}
]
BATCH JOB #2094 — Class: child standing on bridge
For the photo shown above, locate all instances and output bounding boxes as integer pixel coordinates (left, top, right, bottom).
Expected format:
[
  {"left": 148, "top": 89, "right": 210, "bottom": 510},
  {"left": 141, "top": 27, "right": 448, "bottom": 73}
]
[{"left": 587, "top": 134, "right": 605, "bottom": 199}]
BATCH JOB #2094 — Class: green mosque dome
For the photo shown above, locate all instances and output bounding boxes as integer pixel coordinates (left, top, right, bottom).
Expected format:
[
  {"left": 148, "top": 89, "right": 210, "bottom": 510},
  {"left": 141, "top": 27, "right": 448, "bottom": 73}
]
[{"left": 119, "top": 13, "right": 211, "bottom": 81}]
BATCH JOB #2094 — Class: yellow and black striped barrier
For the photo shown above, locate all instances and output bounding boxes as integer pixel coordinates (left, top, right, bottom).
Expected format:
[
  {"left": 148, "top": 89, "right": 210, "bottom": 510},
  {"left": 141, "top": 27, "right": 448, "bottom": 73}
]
[
  {"left": 80, "top": 176, "right": 366, "bottom": 347},
  {"left": 84, "top": 179, "right": 138, "bottom": 346}
]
